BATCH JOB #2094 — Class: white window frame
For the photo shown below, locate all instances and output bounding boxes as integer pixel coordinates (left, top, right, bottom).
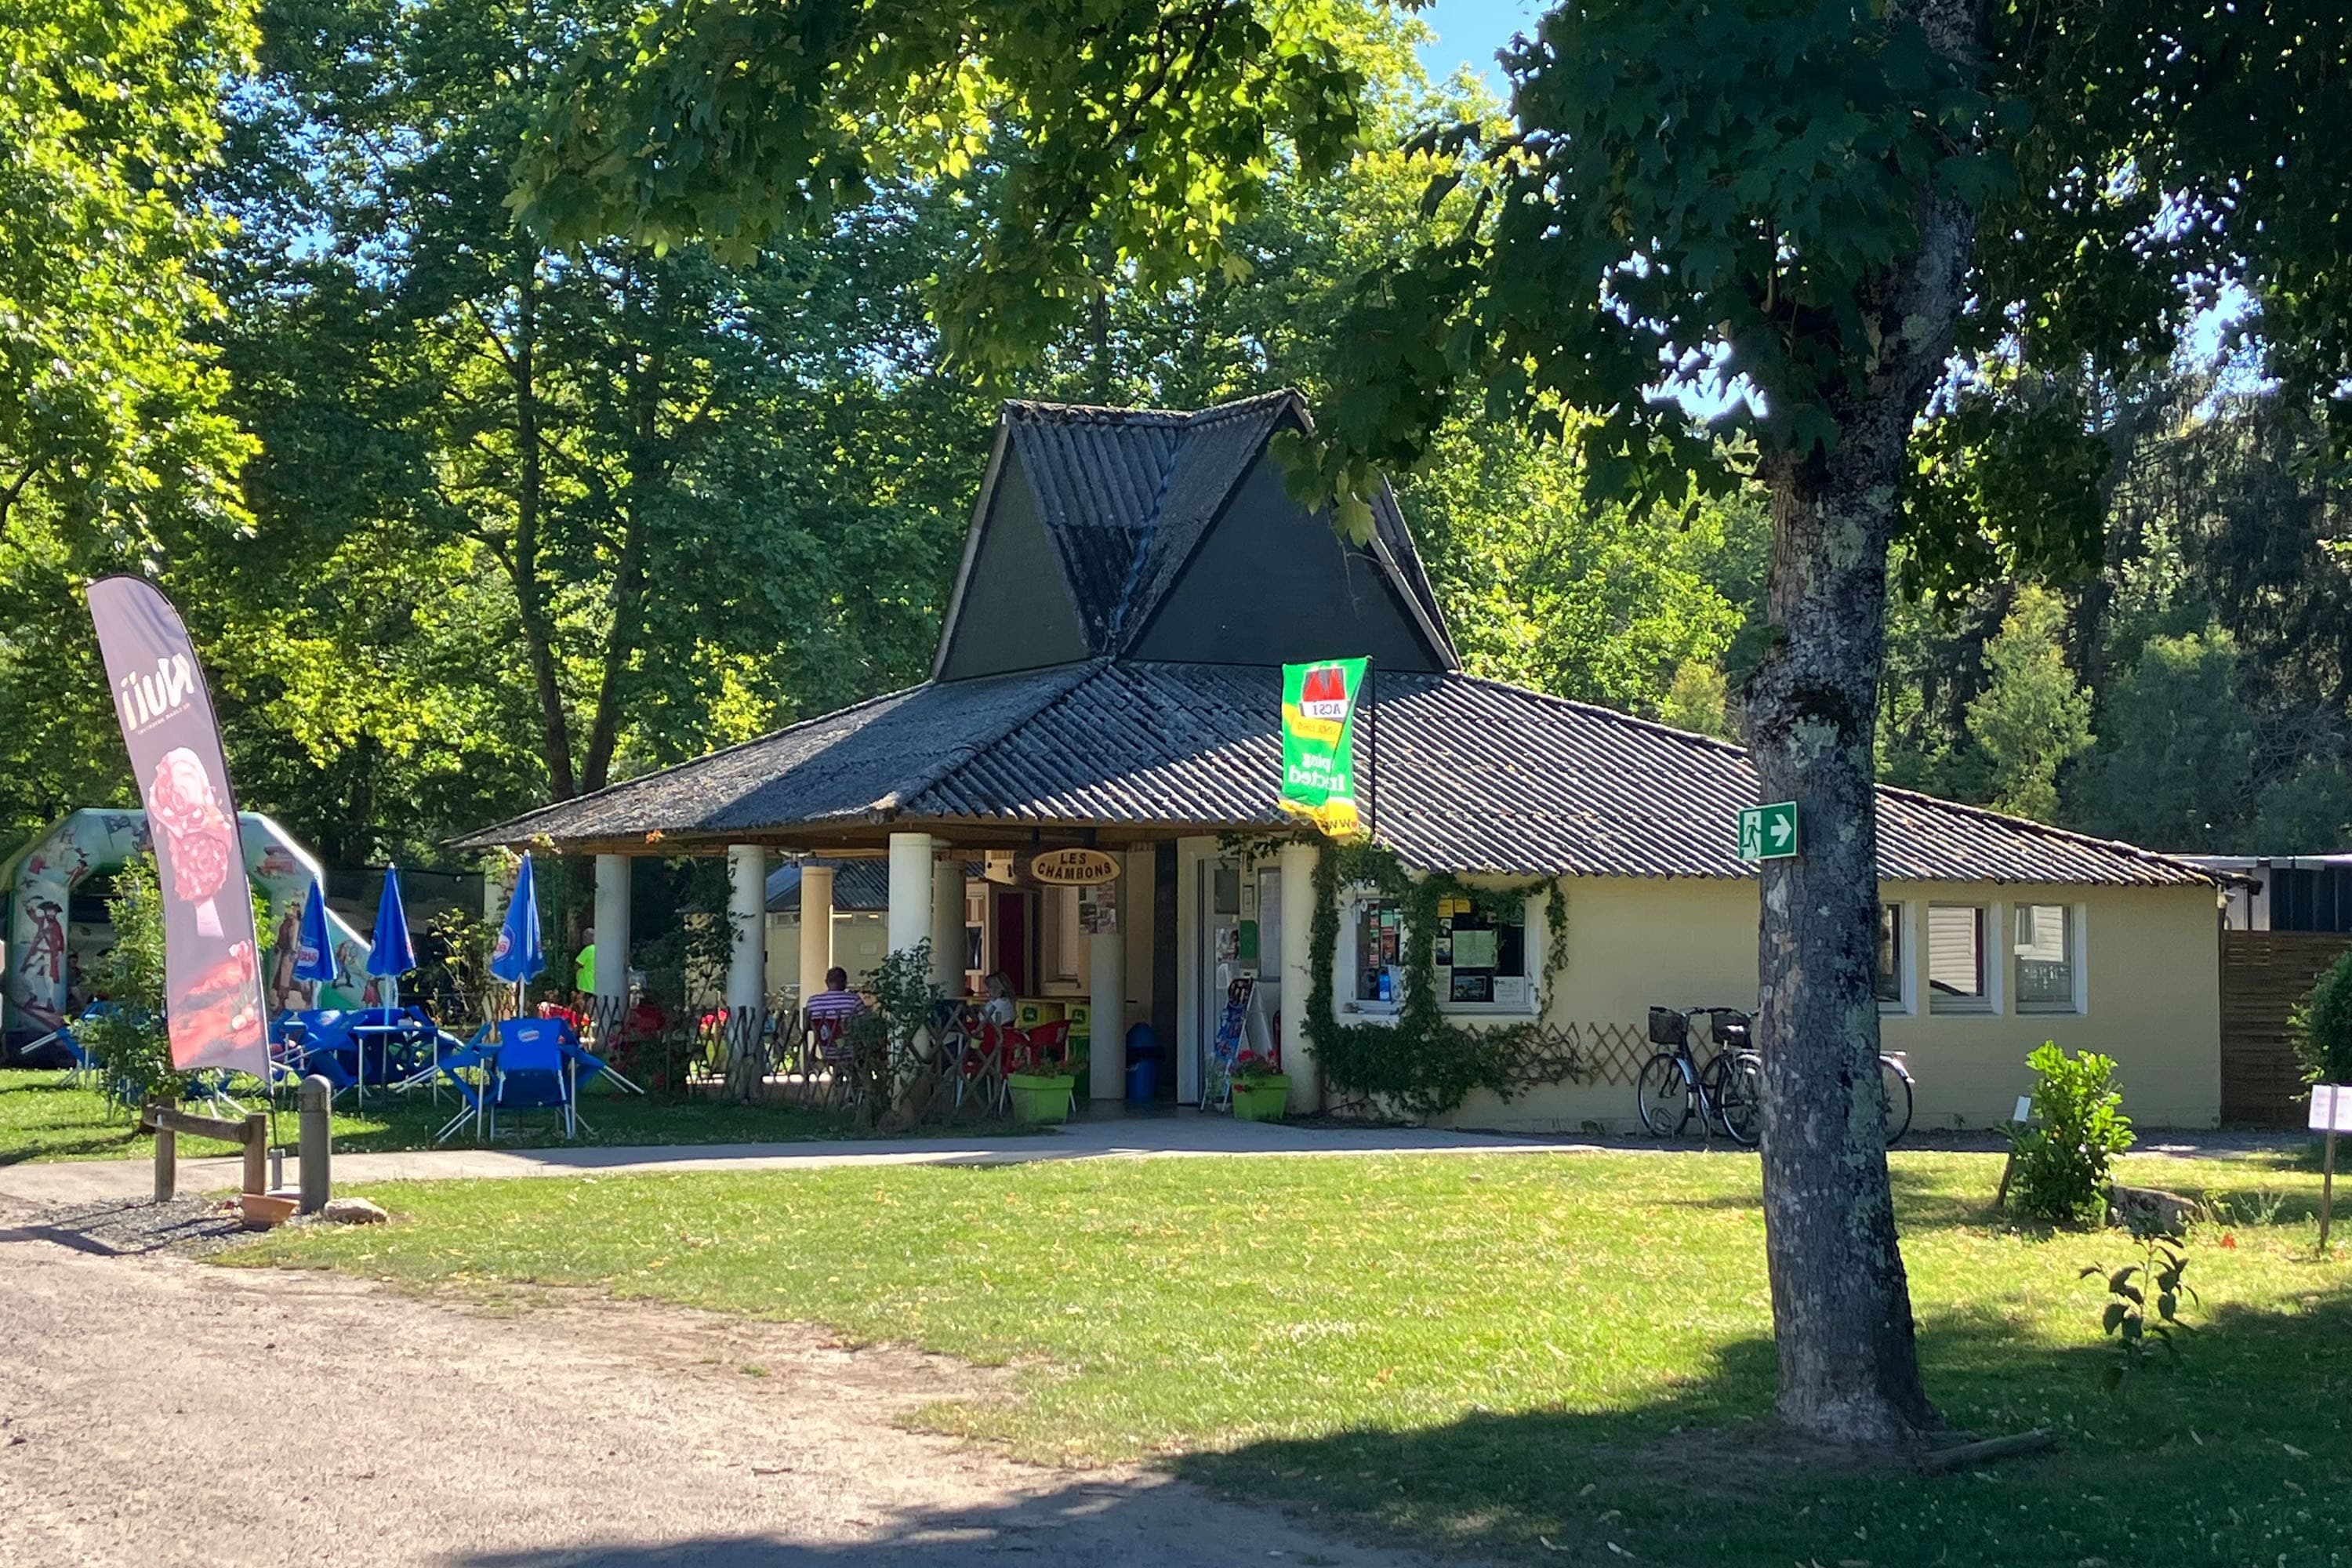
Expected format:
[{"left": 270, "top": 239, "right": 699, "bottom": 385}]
[
  {"left": 1926, "top": 902, "right": 2000, "bottom": 1016},
  {"left": 1337, "top": 888, "right": 1541, "bottom": 1019},
  {"left": 1876, "top": 898, "right": 1918, "bottom": 1016},
  {"left": 2011, "top": 900, "right": 2087, "bottom": 1016}
]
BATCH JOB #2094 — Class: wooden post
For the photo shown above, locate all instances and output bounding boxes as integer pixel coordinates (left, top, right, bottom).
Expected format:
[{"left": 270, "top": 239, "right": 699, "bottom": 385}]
[
  {"left": 241, "top": 1112, "right": 268, "bottom": 1196},
  {"left": 2322, "top": 1127, "right": 2337, "bottom": 1254},
  {"left": 299, "top": 1074, "right": 333, "bottom": 1215},
  {"left": 154, "top": 1125, "right": 176, "bottom": 1203}
]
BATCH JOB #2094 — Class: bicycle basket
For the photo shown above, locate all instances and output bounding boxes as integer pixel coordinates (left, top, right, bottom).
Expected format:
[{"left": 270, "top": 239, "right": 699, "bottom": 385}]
[{"left": 1646, "top": 1006, "right": 1686, "bottom": 1047}]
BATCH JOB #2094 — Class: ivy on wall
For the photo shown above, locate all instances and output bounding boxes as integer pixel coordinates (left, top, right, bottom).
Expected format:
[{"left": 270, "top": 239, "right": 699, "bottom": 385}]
[{"left": 1301, "top": 839, "right": 1575, "bottom": 1120}]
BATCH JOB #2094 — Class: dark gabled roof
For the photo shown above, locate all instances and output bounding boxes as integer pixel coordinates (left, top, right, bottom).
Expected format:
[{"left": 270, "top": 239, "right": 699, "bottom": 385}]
[
  {"left": 459, "top": 661, "right": 2218, "bottom": 889},
  {"left": 932, "top": 392, "right": 1457, "bottom": 673}
]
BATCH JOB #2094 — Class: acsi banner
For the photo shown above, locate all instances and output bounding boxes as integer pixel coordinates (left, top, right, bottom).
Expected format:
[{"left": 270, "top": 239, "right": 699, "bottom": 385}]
[
  {"left": 1279, "top": 658, "right": 1368, "bottom": 837},
  {"left": 85, "top": 577, "right": 268, "bottom": 1077}
]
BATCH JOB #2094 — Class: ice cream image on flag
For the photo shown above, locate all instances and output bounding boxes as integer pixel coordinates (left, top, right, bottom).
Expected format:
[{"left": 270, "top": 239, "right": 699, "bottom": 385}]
[{"left": 150, "top": 746, "right": 238, "bottom": 938}]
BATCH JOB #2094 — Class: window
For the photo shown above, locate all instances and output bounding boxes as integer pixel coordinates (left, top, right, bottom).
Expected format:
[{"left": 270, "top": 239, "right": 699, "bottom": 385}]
[
  {"left": 1436, "top": 897, "right": 1530, "bottom": 1008},
  {"left": 1353, "top": 897, "right": 1404, "bottom": 1006},
  {"left": 1927, "top": 905, "right": 1991, "bottom": 1012},
  {"left": 1876, "top": 903, "right": 1906, "bottom": 1009},
  {"left": 2013, "top": 903, "right": 2078, "bottom": 1012}
]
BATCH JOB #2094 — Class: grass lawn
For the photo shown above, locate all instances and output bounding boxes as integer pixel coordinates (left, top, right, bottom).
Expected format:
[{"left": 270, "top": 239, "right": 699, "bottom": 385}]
[
  {"left": 0, "top": 1067, "right": 858, "bottom": 1163},
  {"left": 230, "top": 1147, "right": 2351, "bottom": 1565}
]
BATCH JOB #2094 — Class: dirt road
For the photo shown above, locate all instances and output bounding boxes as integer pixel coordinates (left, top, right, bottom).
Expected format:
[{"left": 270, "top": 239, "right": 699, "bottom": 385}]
[{"left": 0, "top": 1214, "right": 1452, "bottom": 1568}]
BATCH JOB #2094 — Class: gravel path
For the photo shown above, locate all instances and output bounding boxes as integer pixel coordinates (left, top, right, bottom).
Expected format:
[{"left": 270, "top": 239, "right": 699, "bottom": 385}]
[{"left": 0, "top": 1202, "right": 1461, "bottom": 1568}]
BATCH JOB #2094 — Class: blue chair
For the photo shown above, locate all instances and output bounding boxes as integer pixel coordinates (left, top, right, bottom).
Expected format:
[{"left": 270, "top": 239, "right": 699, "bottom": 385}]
[{"left": 485, "top": 1018, "right": 577, "bottom": 1141}]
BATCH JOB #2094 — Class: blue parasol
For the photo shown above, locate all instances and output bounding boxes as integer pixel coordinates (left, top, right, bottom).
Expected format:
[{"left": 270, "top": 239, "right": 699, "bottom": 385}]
[
  {"left": 489, "top": 853, "right": 544, "bottom": 987},
  {"left": 293, "top": 878, "right": 336, "bottom": 994},
  {"left": 368, "top": 866, "right": 416, "bottom": 985}
]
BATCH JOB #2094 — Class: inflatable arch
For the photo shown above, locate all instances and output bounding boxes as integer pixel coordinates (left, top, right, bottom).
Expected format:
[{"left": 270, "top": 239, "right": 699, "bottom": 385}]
[{"left": 2, "top": 808, "right": 370, "bottom": 1055}]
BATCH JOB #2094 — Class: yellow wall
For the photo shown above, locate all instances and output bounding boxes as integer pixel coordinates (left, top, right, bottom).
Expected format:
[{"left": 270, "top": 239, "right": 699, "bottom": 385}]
[
  {"left": 1427, "top": 875, "right": 2223, "bottom": 1133},
  {"left": 765, "top": 911, "right": 891, "bottom": 999}
]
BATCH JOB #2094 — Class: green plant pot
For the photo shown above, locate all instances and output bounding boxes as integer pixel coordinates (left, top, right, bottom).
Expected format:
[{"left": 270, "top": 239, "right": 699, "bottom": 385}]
[
  {"left": 1007, "top": 1073, "right": 1076, "bottom": 1125},
  {"left": 1231, "top": 1076, "right": 1290, "bottom": 1122}
]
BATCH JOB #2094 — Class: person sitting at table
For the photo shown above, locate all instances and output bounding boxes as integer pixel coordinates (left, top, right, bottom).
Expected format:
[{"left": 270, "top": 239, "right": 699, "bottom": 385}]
[
  {"left": 804, "top": 967, "right": 866, "bottom": 1024},
  {"left": 976, "top": 971, "right": 1016, "bottom": 1029}
]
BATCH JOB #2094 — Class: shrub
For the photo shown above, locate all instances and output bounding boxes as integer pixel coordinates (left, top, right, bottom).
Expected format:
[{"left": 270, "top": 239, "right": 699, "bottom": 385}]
[
  {"left": 2007, "top": 1041, "right": 2135, "bottom": 1224},
  {"left": 2291, "top": 949, "right": 2352, "bottom": 1087},
  {"left": 70, "top": 855, "right": 185, "bottom": 1110}
]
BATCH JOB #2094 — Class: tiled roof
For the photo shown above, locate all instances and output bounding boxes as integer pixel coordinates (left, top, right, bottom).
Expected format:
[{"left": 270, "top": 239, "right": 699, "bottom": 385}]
[
  {"left": 943, "top": 392, "right": 1454, "bottom": 666},
  {"left": 459, "top": 662, "right": 2217, "bottom": 888}
]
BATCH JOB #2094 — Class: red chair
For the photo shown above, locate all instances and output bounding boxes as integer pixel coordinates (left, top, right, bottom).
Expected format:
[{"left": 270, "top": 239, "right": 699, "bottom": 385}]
[{"left": 808, "top": 1010, "right": 862, "bottom": 1109}]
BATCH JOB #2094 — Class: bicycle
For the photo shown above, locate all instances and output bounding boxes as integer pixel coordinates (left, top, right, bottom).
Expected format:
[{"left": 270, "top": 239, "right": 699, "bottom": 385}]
[
  {"left": 1637, "top": 1006, "right": 1762, "bottom": 1145},
  {"left": 1880, "top": 1051, "right": 1915, "bottom": 1145}
]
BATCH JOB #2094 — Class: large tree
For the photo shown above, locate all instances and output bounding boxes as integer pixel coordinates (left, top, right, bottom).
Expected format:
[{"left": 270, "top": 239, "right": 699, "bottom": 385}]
[
  {"left": 0, "top": 0, "right": 259, "bottom": 844},
  {"left": 1290, "top": 0, "right": 2348, "bottom": 1450},
  {"left": 197, "top": 0, "right": 993, "bottom": 864}
]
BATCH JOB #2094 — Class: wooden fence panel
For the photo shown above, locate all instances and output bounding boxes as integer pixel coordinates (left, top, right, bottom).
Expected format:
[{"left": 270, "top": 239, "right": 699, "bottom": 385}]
[{"left": 2220, "top": 930, "right": 2352, "bottom": 1127}]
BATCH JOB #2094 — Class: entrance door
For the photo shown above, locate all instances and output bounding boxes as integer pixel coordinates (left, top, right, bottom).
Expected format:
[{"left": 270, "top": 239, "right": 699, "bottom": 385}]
[
  {"left": 1196, "top": 858, "right": 1243, "bottom": 1098},
  {"left": 991, "top": 889, "right": 1034, "bottom": 994}
]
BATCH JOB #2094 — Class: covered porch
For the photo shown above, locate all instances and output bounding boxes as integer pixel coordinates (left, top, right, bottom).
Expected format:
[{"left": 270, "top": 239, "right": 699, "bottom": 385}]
[{"left": 538, "top": 825, "right": 1323, "bottom": 1116}]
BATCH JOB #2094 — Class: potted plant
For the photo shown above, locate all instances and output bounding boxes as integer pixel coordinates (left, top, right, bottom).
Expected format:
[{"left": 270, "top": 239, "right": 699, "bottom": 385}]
[
  {"left": 1007, "top": 1063, "right": 1077, "bottom": 1124},
  {"left": 1229, "top": 1051, "right": 1290, "bottom": 1123}
]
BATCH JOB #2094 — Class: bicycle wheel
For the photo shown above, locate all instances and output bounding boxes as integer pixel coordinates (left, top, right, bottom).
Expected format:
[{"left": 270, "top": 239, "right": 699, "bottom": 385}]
[
  {"left": 1708, "top": 1051, "right": 1763, "bottom": 1146},
  {"left": 1636, "top": 1052, "right": 1693, "bottom": 1136},
  {"left": 1882, "top": 1058, "right": 1914, "bottom": 1145}
]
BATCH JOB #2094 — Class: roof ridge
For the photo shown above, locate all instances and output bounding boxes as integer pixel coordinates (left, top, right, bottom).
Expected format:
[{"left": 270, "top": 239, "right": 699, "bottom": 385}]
[
  {"left": 1105, "top": 420, "right": 1196, "bottom": 639},
  {"left": 1000, "top": 388, "right": 1303, "bottom": 427},
  {"left": 867, "top": 660, "right": 1107, "bottom": 815},
  {"left": 1869, "top": 782, "right": 2226, "bottom": 877}
]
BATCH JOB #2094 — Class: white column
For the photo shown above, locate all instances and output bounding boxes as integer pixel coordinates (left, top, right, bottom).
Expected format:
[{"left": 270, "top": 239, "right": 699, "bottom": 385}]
[
  {"left": 932, "top": 856, "right": 964, "bottom": 996},
  {"left": 798, "top": 863, "right": 834, "bottom": 996},
  {"left": 1089, "top": 868, "right": 1127, "bottom": 1102},
  {"left": 887, "top": 832, "right": 935, "bottom": 962},
  {"left": 592, "top": 854, "right": 630, "bottom": 1005},
  {"left": 726, "top": 844, "right": 767, "bottom": 1014},
  {"left": 1278, "top": 840, "right": 1321, "bottom": 1114}
]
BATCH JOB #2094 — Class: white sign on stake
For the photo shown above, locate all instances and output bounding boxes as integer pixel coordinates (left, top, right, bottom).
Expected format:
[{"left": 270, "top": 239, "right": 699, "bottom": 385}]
[{"left": 2310, "top": 1083, "right": 2352, "bottom": 1134}]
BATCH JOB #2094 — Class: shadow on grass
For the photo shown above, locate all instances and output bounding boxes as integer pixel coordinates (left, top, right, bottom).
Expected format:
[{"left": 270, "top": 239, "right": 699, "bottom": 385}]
[
  {"left": 1167, "top": 1286, "right": 2352, "bottom": 1568},
  {"left": 438, "top": 1292, "right": 2352, "bottom": 1568}
]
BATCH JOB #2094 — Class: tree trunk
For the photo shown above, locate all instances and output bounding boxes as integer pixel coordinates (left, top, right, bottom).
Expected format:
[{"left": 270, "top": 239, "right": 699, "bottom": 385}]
[
  {"left": 1745, "top": 123, "right": 1976, "bottom": 1447},
  {"left": 508, "top": 265, "right": 578, "bottom": 801},
  {"left": 580, "top": 332, "right": 658, "bottom": 797}
]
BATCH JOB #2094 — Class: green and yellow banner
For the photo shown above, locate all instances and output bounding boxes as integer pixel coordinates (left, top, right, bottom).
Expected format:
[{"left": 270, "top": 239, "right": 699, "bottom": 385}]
[{"left": 1279, "top": 658, "right": 1367, "bottom": 837}]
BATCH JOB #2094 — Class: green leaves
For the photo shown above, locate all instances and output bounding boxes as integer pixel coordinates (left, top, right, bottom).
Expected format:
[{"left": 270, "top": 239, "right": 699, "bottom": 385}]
[
  {"left": 511, "top": 1, "right": 1380, "bottom": 370},
  {"left": 0, "top": 0, "right": 258, "bottom": 557}
]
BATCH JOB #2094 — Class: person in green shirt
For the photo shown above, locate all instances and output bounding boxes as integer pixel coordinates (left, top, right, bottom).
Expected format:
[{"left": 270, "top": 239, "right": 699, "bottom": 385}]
[{"left": 575, "top": 927, "right": 596, "bottom": 1002}]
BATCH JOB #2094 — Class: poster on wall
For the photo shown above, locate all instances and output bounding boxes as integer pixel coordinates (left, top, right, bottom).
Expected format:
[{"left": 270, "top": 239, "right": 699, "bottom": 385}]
[
  {"left": 1279, "top": 658, "right": 1368, "bottom": 836},
  {"left": 1078, "top": 880, "right": 1119, "bottom": 935},
  {"left": 85, "top": 577, "right": 268, "bottom": 1078}
]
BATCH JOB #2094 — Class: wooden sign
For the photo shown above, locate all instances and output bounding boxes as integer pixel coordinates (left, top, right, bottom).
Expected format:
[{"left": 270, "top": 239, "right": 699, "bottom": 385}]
[{"left": 1029, "top": 848, "right": 1120, "bottom": 886}]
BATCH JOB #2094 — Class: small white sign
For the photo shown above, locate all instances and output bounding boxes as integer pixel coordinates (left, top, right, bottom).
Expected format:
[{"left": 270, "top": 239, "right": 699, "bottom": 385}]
[
  {"left": 2013, "top": 1094, "right": 2034, "bottom": 1126},
  {"left": 2310, "top": 1083, "right": 2352, "bottom": 1134}
]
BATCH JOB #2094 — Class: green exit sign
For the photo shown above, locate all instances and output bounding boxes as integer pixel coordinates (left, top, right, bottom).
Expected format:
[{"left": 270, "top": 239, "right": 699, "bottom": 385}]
[{"left": 1737, "top": 801, "right": 1799, "bottom": 862}]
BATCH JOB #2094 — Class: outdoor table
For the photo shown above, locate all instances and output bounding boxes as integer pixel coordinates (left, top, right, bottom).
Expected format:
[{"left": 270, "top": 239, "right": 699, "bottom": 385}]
[{"left": 412, "top": 1022, "right": 648, "bottom": 1144}]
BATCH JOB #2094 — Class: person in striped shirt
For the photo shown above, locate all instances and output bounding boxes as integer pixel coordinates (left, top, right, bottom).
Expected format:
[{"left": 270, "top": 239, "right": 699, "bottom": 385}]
[{"left": 804, "top": 967, "right": 866, "bottom": 1023}]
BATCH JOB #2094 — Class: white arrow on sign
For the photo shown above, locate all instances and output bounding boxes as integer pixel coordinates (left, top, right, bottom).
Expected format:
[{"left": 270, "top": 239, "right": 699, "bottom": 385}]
[{"left": 1769, "top": 814, "right": 1793, "bottom": 848}]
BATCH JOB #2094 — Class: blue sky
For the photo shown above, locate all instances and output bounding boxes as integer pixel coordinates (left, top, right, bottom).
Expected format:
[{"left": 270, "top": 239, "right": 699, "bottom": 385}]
[{"left": 1411, "top": 0, "right": 1540, "bottom": 97}]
